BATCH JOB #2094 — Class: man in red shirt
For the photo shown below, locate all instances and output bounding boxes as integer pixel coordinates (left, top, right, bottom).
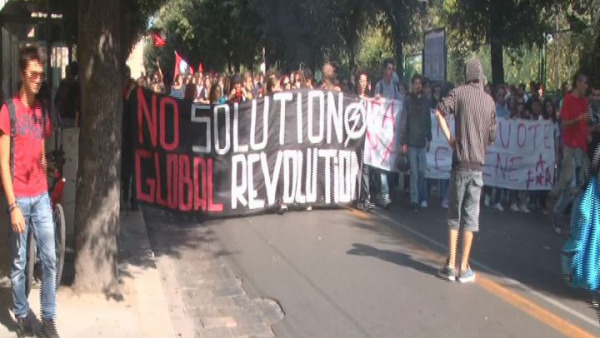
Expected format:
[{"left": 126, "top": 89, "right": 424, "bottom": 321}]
[
  {"left": 561, "top": 74, "right": 590, "bottom": 152},
  {"left": 0, "top": 45, "right": 60, "bottom": 337},
  {"left": 553, "top": 73, "right": 590, "bottom": 234}
]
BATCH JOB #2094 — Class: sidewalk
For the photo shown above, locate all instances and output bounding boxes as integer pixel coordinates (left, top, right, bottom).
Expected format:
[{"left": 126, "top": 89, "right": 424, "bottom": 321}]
[
  {"left": 0, "top": 210, "right": 179, "bottom": 337},
  {"left": 143, "top": 207, "right": 282, "bottom": 338}
]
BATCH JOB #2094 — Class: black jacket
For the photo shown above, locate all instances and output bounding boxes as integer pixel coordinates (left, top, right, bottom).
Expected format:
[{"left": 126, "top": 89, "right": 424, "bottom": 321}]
[{"left": 399, "top": 94, "right": 433, "bottom": 148}]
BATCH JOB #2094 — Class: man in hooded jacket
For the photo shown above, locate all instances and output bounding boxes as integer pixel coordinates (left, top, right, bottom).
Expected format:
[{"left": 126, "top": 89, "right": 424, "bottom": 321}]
[{"left": 434, "top": 58, "right": 497, "bottom": 283}]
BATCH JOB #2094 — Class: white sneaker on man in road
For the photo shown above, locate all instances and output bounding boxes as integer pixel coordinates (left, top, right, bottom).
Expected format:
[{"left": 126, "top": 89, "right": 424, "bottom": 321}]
[
  {"left": 519, "top": 204, "right": 530, "bottom": 213},
  {"left": 510, "top": 203, "right": 519, "bottom": 212},
  {"left": 420, "top": 201, "right": 428, "bottom": 208},
  {"left": 493, "top": 202, "right": 504, "bottom": 212}
]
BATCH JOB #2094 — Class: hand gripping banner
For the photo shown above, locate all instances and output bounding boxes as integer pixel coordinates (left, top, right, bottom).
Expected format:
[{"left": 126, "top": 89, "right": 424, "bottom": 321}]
[{"left": 132, "top": 88, "right": 367, "bottom": 217}]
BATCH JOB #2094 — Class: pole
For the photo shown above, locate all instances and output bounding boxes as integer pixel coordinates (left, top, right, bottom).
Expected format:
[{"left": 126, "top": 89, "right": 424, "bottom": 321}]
[
  {"left": 542, "top": 38, "right": 546, "bottom": 92},
  {"left": 45, "top": 0, "right": 53, "bottom": 97}
]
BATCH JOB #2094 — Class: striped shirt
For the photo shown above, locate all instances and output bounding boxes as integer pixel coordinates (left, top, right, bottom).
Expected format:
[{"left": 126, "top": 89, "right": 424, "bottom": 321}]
[{"left": 437, "top": 82, "right": 497, "bottom": 171}]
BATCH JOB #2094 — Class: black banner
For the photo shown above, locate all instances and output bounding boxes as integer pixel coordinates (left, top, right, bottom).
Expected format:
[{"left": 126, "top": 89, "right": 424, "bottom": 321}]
[{"left": 132, "top": 87, "right": 367, "bottom": 217}]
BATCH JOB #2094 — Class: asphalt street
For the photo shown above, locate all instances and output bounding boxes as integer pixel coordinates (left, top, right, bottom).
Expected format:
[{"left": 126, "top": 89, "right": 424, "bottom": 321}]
[{"left": 144, "top": 193, "right": 600, "bottom": 338}]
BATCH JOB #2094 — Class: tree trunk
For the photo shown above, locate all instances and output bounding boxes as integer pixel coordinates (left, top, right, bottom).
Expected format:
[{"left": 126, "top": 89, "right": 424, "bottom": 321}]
[
  {"left": 394, "top": 32, "right": 404, "bottom": 83},
  {"left": 348, "top": 37, "right": 356, "bottom": 81},
  {"left": 73, "top": 0, "right": 122, "bottom": 293},
  {"left": 384, "top": 8, "right": 404, "bottom": 82},
  {"left": 489, "top": 0, "right": 504, "bottom": 85},
  {"left": 346, "top": 8, "right": 359, "bottom": 80},
  {"left": 490, "top": 36, "right": 504, "bottom": 85},
  {"left": 119, "top": 1, "right": 133, "bottom": 68}
]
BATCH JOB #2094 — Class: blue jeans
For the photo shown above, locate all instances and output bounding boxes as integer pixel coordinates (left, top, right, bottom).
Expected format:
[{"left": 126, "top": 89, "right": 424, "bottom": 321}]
[
  {"left": 360, "top": 164, "right": 371, "bottom": 201},
  {"left": 379, "top": 172, "right": 389, "bottom": 197},
  {"left": 554, "top": 147, "right": 589, "bottom": 217},
  {"left": 10, "top": 193, "right": 57, "bottom": 319},
  {"left": 369, "top": 168, "right": 390, "bottom": 198},
  {"left": 439, "top": 179, "right": 450, "bottom": 203},
  {"left": 408, "top": 147, "right": 427, "bottom": 204}
]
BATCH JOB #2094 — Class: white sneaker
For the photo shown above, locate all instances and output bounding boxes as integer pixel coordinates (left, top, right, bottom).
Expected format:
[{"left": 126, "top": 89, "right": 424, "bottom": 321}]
[
  {"left": 441, "top": 199, "right": 449, "bottom": 209},
  {"left": 510, "top": 203, "right": 519, "bottom": 212},
  {"left": 278, "top": 203, "right": 288, "bottom": 215},
  {"left": 519, "top": 204, "right": 530, "bottom": 213},
  {"left": 493, "top": 202, "right": 504, "bottom": 212},
  {"left": 420, "top": 201, "right": 428, "bottom": 208},
  {"left": 484, "top": 194, "right": 491, "bottom": 207}
]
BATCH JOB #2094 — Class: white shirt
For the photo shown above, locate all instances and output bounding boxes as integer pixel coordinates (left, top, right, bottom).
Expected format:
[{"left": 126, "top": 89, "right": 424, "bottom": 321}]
[{"left": 375, "top": 79, "right": 402, "bottom": 101}]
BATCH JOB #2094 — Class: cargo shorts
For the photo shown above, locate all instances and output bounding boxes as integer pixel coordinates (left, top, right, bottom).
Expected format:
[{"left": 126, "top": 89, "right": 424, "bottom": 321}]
[{"left": 447, "top": 168, "right": 483, "bottom": 232}]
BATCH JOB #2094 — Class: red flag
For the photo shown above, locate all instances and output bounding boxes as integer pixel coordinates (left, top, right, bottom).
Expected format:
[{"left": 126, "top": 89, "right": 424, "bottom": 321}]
[
  {"left": 174, "top": 52, "right": 194, "bottom": 80},
  {"left": 152, "top": 32, "right": 166, "bottom": 48}
]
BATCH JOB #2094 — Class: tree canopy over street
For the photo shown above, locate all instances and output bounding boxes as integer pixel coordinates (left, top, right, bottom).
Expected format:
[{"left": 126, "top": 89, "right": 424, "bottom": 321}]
[{"left": 141, "top": 0, "right": 600, "bottom": 88}]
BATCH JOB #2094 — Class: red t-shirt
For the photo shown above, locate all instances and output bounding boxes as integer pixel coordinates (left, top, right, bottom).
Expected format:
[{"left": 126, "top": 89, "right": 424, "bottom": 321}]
[
  {"left": 560, "top": 93, "right": 589, "bottom": 152},
  {"left": 0, "top": 96, "right": 52, "bottom": 197}
]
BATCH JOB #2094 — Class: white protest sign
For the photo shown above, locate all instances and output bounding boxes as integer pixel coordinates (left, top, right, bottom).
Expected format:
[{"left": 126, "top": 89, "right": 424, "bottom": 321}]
[
  {"left": 426, "top": 113, "right": 555, "bottom": 190},
  {"left": 362, "top": 97, "right": 403, "bottom": 171},
  {"left": 482, "top": 118, "right": 555, "bottom": 190},
  {"left": 426, "top": 109, "right": 455, "bottom": 180}
]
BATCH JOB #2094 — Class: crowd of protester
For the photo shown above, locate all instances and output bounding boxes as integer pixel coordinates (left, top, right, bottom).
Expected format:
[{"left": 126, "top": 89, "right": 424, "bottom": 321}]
[
  {"left": 127, "top": 58, "right": 600, "bottom": 229},
  {"left": 132, "top": 57, "right": 600, "bottom": 288},
  {"left": 482, "top": 74, "right": 599, "bottom": 239}
]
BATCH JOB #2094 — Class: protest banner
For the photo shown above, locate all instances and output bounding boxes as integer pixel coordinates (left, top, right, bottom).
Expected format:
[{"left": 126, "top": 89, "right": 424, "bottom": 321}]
[
  {"left": 427, "top": 112, "right": 555, "bottom": 190},
  {"left": 364, "top": 104, "right": 555, "bottom": 190},
  {"left": 426, "top": 110, "right": 455, "bottom": 180},
  {"left": 132, "top": 88, "right": 367, "bottom": 217},
  {"left": 362, "top": 97, "right": 402, "bottom": 171}
]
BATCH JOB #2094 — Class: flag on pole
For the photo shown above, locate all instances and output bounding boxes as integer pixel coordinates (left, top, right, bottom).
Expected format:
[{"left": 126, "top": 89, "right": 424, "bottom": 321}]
[
  {"left": 174, "top": 51, "right": 194, "bottom": 80},
  {"left": 152, "top": 31, "right": 166, "bottom": 48}
]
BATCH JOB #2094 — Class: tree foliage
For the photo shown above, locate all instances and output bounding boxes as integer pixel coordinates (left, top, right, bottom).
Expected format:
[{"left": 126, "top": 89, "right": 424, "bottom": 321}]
[
  {"left": 441, "top": 0, "right": 557, "bottom": 84},
  {"left": 439, "top": 0, "right": 600, "bottom": 86},
  {"left": 145, "top": 0, "right": 263, "bottom": 74},
  {"left": 51, "top": 0, "right": 168, "bottom": 62},
  {"left": 356, "top": 25, "right": 394, "bottom": 81},
  {"left": 570, "top": 0, "right": 600, "bottom": 85},
  {"left": 146, "top": 0, "right": 427, "bottom": 80}
]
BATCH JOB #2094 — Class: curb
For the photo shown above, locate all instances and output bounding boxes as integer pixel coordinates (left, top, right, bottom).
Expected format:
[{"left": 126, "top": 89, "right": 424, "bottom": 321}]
[{"left": 120, "top": 210, "right": 179, "bottom": 338}]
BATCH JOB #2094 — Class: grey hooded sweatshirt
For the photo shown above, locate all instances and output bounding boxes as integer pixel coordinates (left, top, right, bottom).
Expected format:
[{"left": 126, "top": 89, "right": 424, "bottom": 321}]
[{"left": 436, "top": 58, "right": 497, "bottom": 171}]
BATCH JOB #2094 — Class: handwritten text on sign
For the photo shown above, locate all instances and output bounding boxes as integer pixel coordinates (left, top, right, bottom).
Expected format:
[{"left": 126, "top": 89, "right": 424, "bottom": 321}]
[
  {"left": 427, "top": 114, "right": 555, "bottom": 190},
  {"left": 362, "top": 97, "right": 402, "bottom": 171}
]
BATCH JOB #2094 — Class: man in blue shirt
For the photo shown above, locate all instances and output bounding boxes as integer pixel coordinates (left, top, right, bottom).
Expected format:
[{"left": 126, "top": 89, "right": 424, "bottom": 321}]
[{"left": 495, "top": 86, "right": 509, "bottom": 118}]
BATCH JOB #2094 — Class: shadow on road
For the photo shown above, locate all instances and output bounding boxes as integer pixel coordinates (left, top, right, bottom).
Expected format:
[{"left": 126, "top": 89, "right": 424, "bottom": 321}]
[
  {"left": 347, "top": 243, "right": 438, "bottom": 276},
  {"left": 0, "top": 279, "right": 19, "bottom": 335},
  {"left": 141, "top": 206, "right": 237, "bottom": 260},
  {"left": 0, "top": 233, "right": 25, "bottom": 334},
  {"left": 345, "top": 192, "right": 598, "bottom": 317}
]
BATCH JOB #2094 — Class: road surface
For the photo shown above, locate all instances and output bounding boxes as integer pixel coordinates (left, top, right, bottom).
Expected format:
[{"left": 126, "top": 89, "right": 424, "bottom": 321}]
[{"left": 144, "top": 194, "right": 600, "bottom": 337}]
